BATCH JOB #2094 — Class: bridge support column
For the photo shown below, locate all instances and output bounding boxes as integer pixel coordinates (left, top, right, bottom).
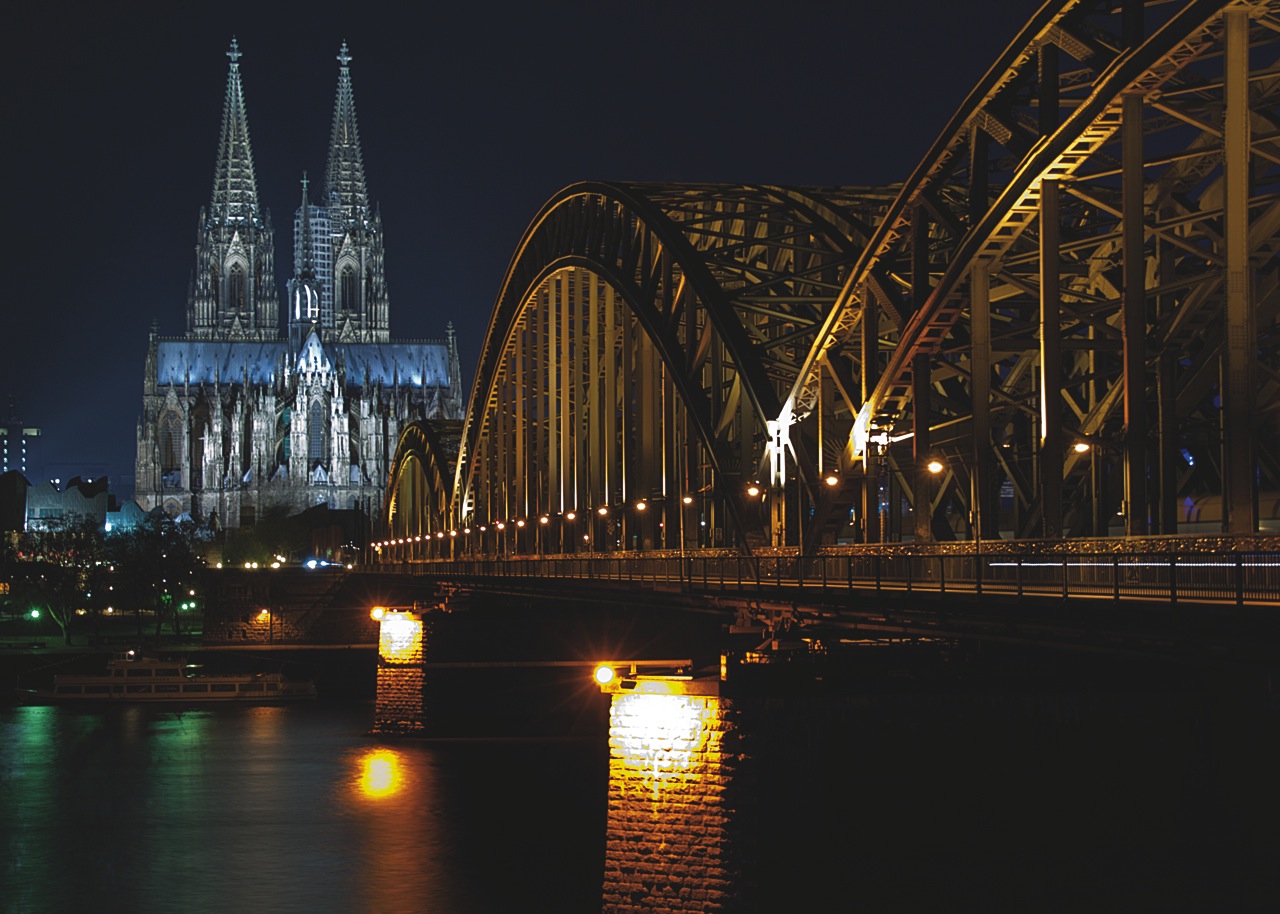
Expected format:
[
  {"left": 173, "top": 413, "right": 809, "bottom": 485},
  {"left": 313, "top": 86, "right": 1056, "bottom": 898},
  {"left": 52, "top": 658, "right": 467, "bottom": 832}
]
[
  {"left": 970, "top": 263, "right": 997, "bottom": 540},
  {"left": 1222, "top": 7, "right": 1258, "bottom": 535},
  {"left": 372, "top": 611, "right": 427, "bottom": 735},
  {"left": 1121, "top": 92, "right": 1149, "bottom": 536},
  {"left": 1039, "top": 178, "right": 1063, "bottom": 538},
  {"left": 601, "top": 678, "right": 752, "bottom": 912}
]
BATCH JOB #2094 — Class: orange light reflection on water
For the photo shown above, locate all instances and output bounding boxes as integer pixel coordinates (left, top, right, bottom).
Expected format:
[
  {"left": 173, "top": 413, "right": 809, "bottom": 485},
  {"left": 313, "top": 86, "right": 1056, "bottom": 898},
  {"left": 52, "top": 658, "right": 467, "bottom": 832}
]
[{"left": 356, "top": 747, "right": 407, "bottom": 800}]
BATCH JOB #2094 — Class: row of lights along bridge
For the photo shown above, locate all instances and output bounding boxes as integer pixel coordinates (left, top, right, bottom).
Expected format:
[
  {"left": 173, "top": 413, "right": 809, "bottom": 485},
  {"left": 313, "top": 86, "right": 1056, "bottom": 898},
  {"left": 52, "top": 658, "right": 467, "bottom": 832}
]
[{"left": 371, "top": 442, "right": 1109, "bottom": 558}]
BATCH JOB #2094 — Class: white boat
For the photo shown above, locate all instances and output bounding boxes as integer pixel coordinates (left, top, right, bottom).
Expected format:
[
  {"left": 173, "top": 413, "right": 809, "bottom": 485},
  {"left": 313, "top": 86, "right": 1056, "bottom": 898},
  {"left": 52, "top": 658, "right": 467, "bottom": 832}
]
[{"left": 26, "top": 650, "right": 317, "bottom": 702}]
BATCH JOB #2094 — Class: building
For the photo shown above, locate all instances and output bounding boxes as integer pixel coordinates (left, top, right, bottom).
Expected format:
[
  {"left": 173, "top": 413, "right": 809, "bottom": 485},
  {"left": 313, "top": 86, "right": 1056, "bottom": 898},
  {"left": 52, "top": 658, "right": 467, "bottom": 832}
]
[
  {"left": 135, "top": 40, "right": 463, "bottom": 529},
  {"left": 1, "top": 400, "right": 43, "bottom": 484}
]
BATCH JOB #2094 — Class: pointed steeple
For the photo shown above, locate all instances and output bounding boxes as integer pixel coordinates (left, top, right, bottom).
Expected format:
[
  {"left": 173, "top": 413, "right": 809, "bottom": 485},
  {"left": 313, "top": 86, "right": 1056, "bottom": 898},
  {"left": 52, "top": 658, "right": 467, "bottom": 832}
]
[
  {"left": 211, "top": 38, "right": 262, "bottom": 227},
  {"left": 297, "top": 172, "right": 315, "bottom": 282},
  {"left": 288, "top": 173, "right": 321, "bottom": 350},
  {"left": 189, "top": 38, "right": 277, "bottom": 340},
  {"left": 324, "top": 41, "right": 369, "bottom": 228}
]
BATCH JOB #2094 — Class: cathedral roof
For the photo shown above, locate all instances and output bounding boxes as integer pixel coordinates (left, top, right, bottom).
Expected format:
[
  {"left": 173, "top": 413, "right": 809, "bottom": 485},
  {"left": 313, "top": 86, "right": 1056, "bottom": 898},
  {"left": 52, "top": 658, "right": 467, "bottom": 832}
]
[{"left": 154, "top": 339, "right": 452, "bottom": 389}]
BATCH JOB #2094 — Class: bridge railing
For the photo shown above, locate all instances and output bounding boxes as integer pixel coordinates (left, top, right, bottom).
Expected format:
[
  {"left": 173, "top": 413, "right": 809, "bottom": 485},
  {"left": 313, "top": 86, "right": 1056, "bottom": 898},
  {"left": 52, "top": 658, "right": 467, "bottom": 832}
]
[{"left": 381, "top": 551, "right": 1280, "bottom": 606}]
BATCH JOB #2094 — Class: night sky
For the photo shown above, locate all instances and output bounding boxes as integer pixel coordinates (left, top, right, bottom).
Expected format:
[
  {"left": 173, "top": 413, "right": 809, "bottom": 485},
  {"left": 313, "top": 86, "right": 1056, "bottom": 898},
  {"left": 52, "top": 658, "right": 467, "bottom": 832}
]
[{"left": 7, "top": 0, "right": 1040, "bottom": 494}]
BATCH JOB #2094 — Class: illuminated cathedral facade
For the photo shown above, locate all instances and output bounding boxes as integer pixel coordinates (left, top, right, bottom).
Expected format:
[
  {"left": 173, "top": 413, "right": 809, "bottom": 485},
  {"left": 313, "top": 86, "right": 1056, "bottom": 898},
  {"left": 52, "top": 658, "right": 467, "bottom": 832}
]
[{"left": 135, "top": 40, "right": 462, "bottom": 528}]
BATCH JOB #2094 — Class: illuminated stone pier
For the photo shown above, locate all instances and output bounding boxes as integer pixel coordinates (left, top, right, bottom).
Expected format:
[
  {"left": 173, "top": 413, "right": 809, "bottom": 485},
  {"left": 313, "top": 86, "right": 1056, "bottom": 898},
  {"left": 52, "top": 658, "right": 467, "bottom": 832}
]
[
  {"left": 371, "top": 610, "right": 427, "bottom": 735},
  {"left": 599, "top": 675, "right": 754, "bottom": 912}
]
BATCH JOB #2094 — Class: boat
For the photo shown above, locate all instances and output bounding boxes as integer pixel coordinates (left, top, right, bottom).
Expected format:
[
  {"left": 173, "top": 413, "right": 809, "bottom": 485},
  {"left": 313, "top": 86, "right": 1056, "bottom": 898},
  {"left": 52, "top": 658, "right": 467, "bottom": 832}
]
[{"left": 23, "top": 650, "right": 317, "bottom": 703}]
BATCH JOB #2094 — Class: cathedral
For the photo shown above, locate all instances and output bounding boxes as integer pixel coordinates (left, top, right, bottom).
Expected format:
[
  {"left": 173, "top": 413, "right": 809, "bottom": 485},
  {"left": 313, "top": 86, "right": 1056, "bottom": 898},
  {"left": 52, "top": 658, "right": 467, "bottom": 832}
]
[{"left": 135, "top": 40, "right": 463, "bottom": 529}]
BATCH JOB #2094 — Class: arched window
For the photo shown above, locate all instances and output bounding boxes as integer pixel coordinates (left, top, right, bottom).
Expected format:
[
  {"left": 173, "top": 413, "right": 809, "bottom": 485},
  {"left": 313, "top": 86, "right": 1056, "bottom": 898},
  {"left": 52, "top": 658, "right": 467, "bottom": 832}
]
[
  {"left": 160, "top": 413, "right": 182, "bottom": 471},
  {"left": 276, "top": 407, "right": 292, "bottom": 466},
  {"left": 227, "top": 263, "right": 246, "bottom": 313},
  {"left": 339, "top": 265, "right": 357, "bottom": 314},
  {"left": 308, "top": 400, "right": 326, "bottom": 466}
]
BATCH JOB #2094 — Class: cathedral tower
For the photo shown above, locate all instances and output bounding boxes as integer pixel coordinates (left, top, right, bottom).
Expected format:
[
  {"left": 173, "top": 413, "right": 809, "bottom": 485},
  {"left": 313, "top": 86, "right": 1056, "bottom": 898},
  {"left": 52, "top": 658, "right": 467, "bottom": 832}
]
[
  {"left": 188, "top": 39, "right": 277, "bottom": 341},
  {"left": 138, "top": 40, "right": 462, "bottom": 532},
  {"left": 321, "top": 42, "right": 389, "bottom": 343}
]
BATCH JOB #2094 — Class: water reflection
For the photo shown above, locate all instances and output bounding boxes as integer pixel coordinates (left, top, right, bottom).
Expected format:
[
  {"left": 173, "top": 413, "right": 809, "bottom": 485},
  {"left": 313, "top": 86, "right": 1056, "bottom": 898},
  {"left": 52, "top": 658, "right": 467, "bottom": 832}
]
[{"left": 354, "top": 747, "right": 407, "bottom": 800}]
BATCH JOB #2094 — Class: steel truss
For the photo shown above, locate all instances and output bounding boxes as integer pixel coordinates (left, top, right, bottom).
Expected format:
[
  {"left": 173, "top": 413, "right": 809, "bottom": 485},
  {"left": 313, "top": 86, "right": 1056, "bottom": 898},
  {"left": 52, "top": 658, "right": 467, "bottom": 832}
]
[
  {"left": 388, "top": 0, "right": 1279, "bottom": 555},
  {"left": 385, "top": 420, "right": 462, "bottom": 549},
  {"left": 449, "top": 183, "right": 892, "bottom": 553},
  {"left": 789, "top": 0, "right": 1280, "bottom": 546}
]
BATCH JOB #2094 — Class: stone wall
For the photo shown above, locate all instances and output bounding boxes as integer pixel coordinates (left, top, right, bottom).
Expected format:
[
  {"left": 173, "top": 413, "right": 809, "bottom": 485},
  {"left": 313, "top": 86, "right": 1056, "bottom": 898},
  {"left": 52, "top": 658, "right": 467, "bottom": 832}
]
[
  {"left": 602, "top": 686, "right": 754, "bottom": 913},
  {"left": 371, "top": 612, "right": 427, "bottom": 735}
]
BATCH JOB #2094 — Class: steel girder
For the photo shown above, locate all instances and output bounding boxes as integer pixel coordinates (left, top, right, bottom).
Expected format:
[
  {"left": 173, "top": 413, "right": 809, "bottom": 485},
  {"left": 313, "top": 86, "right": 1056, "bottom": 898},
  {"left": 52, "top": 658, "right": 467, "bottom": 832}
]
[
  {"left": 450, "top": 182, "right": 891, "bottom": 553},
  {"left": 788, "top": 0, "right": 1280, "bottom": 543},
  {"left": 385, "top": 420, "right": 462, "bottom": 547}
]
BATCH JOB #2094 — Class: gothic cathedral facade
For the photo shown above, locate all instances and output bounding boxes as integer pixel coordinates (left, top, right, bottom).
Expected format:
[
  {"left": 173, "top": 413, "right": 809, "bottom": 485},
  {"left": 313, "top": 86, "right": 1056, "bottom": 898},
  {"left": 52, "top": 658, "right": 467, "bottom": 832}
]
[{"left": 135, "top": 41, "right": 462, "bottom": 528}]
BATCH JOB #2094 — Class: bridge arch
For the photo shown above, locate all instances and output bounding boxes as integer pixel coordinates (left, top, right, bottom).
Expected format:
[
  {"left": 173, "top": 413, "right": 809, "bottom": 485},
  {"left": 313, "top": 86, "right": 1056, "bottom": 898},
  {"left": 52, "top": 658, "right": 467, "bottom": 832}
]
[
  {"left": 385, "top": 0, "right": 1280, "bottom": 558},
  {"left": 384, "top": 420, "right": 462, "bottom": 553},
  {"left": 451, "top": 182, "right": 891, "bottom": 553},
  {"left": 788, "top": 0, "right": 1280, "bottom": 544}
]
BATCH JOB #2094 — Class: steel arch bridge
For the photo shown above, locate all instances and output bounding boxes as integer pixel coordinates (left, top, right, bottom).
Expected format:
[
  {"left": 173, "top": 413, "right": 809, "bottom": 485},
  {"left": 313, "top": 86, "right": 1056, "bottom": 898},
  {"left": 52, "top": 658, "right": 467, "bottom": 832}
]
[{"left": 384, "top": 0, "right": 1280, "bottom": 559}]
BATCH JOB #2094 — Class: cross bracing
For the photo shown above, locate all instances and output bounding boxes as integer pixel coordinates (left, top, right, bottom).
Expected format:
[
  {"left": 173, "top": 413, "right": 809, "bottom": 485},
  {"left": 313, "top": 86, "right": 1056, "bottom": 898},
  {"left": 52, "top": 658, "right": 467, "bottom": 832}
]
[{"left": 387, "top": 0, "right": 1280, "bottom": 556}]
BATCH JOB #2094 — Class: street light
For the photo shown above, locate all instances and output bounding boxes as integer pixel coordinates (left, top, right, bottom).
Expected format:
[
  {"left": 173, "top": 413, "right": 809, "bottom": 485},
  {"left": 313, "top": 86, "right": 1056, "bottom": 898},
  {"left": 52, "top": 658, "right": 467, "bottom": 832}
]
[{"left": 926, "top": 458, "right": 945, "bottom": 475}]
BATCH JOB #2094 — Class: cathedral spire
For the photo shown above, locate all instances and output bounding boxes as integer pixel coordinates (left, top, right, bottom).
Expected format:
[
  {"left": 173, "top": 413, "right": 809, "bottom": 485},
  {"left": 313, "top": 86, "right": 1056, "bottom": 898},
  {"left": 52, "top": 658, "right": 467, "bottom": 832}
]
[
  {"left": 298, "top": 172, "right": 315, "bottom": 282},
  {"left": 189, "top": 38, "right": 276, "bottom": 340},
  {"left": 211, "top": 38, "right": 262, "bottom": 226},
  {"left": 323, "top": 41, "right": 369, "bottom": 227}
]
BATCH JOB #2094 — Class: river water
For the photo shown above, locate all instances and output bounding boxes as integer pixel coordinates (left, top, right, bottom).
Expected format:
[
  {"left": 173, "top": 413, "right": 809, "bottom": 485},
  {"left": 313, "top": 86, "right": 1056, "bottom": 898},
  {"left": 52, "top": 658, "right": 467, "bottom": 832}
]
[
  {"left": 1, "top": 701, "right": 606, "bottom": 914},
  {"left": 3, "top": 671, "right": 1278, "bottom": 912}
]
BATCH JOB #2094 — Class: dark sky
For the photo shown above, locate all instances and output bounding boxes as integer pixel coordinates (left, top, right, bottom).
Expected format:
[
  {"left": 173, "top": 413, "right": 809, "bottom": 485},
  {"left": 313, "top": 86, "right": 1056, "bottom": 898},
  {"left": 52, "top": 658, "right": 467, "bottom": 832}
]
[{"left": 6, "top": 0, "right": 1040, "bottom": 492}]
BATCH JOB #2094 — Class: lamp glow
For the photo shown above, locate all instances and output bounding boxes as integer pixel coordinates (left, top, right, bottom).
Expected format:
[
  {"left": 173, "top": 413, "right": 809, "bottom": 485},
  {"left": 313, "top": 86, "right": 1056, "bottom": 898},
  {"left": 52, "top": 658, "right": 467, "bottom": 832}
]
[{"left": 594, "top": 664, "right": 616, "bottom": 685}]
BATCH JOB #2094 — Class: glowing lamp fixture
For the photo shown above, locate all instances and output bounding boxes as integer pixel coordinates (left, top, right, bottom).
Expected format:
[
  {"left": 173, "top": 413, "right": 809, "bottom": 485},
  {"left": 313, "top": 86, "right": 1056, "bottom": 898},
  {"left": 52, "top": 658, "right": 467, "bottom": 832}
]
[
  {"left": 539, "top": 515, "right": 549, "bottom": 525},
  {"left": 1073, "top": 441, "right": 1091, "bottom": 454},
  {"left": 824, "top": 472, "right": 840, "bottom": 487},
  {"left": 370, "top": 606, "right": 388, "bottom": 622},
  {"left": 464, "top": 528, "right": 471, "bottom": 535},
  {"left": 746, "top": 483, "right": 761, "bottom": 498},
  {"left": 516, "top": 519, "right": 526, "bottom": 528},
  {"left": 496, "top": 522, "right": 505, "bottom": 531},
  {"left": 28, "top": 608, "right": 40, "bottom": 620},
  {"left": 594, "top": 664, "right": 616, "bottom": 685},
  {"left": 436, "top": 532, "right": 445, "bottom": 539},
  {"left": 682, "top": 495, "right": 694, "bottom": 505},
  {"left": 597, "top": 506, "right": 609, "bottom": 516},
  {"left": 926, "top": 459, "right": 945, "bottom": 475},
  {"left": 565, "top": 512, "right": 576, "bottom": 521},
  {"left": 449, "top": 530, "right": 457, "bottom": 538},
  {"left": 635, "top": 501, "right": 647, "bottom": 512}
]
